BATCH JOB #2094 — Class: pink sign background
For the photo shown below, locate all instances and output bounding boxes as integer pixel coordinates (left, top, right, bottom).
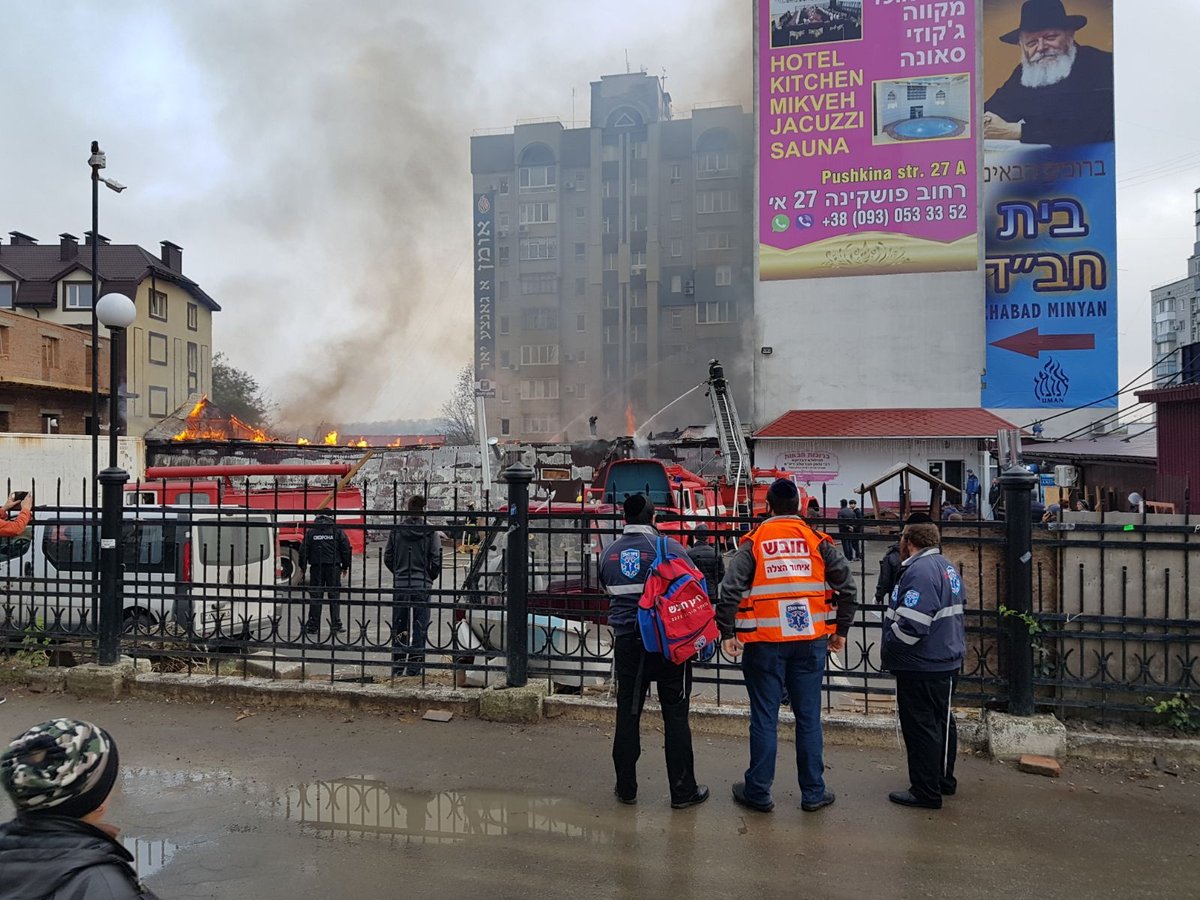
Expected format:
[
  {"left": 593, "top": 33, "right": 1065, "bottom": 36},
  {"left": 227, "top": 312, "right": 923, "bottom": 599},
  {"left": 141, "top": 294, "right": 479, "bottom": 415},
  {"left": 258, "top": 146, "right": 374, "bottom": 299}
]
[{"left": 760, "top": 0, "right": 979, "bottom": 277}]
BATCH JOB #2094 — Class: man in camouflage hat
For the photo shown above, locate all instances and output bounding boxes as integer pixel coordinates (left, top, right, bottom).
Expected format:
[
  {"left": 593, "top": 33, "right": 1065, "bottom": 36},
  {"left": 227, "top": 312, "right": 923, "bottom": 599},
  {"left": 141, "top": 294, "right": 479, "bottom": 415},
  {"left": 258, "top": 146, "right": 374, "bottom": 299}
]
[{"left": 0, "top": 717, "right": 160, "bottom": 899}]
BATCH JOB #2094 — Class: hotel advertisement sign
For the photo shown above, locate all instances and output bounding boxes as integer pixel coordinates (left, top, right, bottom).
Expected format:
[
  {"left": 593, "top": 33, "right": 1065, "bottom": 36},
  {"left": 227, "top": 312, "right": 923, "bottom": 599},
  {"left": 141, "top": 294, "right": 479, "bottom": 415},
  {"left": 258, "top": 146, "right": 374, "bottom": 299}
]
[
  {"left": 759, "top": 0, "right": 979, "bottom": 280},
  {"left": 981, "top": 0, "right": 1117, "bottom": 409}
]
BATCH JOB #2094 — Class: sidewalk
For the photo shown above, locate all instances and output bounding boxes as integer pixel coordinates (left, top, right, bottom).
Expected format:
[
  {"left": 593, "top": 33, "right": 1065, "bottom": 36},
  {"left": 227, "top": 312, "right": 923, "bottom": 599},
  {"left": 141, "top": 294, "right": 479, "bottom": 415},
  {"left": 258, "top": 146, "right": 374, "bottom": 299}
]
[{"left": 1, "top": 690, "right": 1196, "bottom": 899}]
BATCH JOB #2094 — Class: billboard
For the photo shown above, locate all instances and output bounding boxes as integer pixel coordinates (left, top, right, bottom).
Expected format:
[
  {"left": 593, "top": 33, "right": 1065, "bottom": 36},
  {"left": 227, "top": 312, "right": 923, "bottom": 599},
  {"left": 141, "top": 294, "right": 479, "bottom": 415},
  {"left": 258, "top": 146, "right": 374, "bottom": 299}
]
[
  {"left": 473, "top": 192, "right": 496, "bottom": 392},
  {"left": 981, "top": 0, "right": 1117, "bottom": 409},
  {"left": 759, "top": 0, "right": 979, "bottom": 280}
]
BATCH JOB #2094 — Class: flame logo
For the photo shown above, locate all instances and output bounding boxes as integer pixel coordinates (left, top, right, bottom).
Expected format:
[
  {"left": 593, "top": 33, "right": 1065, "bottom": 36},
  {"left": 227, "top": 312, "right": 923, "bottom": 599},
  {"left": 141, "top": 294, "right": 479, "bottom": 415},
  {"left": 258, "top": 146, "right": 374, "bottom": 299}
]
[
  {"left": 477, "top": 195, "right": 491, "bottom": 214},
  {"left": 1033, "top": 357, "right": 1070, "bottom": 404}
]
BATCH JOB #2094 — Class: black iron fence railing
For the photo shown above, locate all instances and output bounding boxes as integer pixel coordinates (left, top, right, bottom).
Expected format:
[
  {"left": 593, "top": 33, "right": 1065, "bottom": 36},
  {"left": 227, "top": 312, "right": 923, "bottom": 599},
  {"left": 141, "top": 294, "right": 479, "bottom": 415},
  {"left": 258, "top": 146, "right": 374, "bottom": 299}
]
[{"left": 1, "top": 474, "right": 1196, "bottom": 723}]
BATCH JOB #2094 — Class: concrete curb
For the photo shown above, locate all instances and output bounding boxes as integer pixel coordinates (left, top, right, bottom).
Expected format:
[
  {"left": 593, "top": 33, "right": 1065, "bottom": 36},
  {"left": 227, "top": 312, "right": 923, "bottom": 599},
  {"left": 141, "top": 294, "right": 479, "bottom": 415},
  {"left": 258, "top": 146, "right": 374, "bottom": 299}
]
[{"left": 4, "top": 663, "right": 1196, "bottom": 764}]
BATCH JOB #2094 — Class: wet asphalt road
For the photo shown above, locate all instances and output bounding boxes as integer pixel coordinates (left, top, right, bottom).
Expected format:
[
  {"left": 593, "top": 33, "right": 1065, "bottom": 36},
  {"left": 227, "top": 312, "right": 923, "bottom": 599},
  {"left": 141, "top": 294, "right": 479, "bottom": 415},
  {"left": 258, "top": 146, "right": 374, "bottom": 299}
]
[{"left": 0, "top": 692, "right": 1197, "bottom": 899}]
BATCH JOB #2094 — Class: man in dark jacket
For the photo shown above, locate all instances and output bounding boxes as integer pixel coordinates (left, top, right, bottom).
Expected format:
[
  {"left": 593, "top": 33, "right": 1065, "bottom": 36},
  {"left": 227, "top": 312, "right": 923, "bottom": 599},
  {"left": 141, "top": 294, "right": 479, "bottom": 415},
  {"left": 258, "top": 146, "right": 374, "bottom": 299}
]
[
  {"left": 876, "top": 513, "right": 933, "bottom": 605},
  {"left": 686, "top": 526, "right": 724, "bottom": 592},
  {"left": 983, "top": 0, "right": 1113, "bottom": 147},
  {"left": 598, "top": 494, "right": 708, "bottom": 810},
  {"left": 384, "top": 495, "right": 443, "bottom": 677},
  {"left": 0, "top": 718, "right": 160, "bottom": 900},
  {"left": 836, "top": 499, "right": 857, "bottom": 561},
  {"left": 301, "top": 513, "right": 352, "bottom": 635},
  {"left": 881, "top": 521, "right": 967, "bottom": 810}
]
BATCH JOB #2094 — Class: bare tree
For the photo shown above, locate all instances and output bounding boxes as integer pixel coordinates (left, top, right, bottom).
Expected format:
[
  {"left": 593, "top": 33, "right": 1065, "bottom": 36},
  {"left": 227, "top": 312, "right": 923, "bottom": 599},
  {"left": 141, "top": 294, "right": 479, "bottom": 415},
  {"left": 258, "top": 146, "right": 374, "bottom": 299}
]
[{"left": 440, "top": 364, "right": 476, "bottom": 445}]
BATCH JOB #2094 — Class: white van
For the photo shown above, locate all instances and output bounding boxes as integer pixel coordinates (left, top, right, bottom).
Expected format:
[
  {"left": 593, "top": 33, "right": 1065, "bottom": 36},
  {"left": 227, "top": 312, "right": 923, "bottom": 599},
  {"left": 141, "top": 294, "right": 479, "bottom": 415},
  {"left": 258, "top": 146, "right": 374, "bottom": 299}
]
[{"left": 0, "top": 507, "right": 281, "bottom": 642}]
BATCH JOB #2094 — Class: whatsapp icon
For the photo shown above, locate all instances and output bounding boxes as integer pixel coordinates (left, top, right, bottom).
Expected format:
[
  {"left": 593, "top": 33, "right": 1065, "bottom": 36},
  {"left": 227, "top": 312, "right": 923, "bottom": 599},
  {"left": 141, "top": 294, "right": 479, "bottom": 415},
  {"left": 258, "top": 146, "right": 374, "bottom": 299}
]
[{"left": 771, "top": 214, "right": 790, "bottom": 233}]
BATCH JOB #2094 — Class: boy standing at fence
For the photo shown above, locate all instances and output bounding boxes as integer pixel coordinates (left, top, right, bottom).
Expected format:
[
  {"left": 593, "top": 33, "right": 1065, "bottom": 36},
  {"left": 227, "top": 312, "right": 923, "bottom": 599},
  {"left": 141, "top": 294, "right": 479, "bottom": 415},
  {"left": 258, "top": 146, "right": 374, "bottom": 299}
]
[
  {"left": 599, "top": 494, "right": 709, "bottom": 810},
  {"left": 882, "top": 521, "right": 966, "bottom": 810}
]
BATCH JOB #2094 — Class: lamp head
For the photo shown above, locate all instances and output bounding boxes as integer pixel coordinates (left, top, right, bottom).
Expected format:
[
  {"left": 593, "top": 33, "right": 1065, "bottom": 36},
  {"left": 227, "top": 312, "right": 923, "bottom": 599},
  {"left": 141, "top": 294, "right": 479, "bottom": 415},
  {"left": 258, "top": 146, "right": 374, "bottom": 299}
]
[{"left": 96, "top": 293, "right": 136, "bottom": 329}]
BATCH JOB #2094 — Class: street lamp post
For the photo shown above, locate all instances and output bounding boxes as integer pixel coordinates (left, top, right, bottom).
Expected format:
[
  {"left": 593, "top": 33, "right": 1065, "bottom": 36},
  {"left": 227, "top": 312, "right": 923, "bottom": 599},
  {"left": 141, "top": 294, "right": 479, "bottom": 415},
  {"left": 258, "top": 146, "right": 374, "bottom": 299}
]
[{"left": 96, "top": 293, "right": 136, "bottom": 666}]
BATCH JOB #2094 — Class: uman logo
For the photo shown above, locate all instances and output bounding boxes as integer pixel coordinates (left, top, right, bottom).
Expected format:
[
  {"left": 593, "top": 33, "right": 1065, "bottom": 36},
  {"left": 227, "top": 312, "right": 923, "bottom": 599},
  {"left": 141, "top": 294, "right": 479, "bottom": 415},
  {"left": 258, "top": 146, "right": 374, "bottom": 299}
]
[
  {"left": 619, "top": 548, "right": 641, "bottom": 579},
  {"left": 477, "top": 195, "right": 492, "bottom": 214},
  {"left": 1034, "top": 358, "right": 1070, "bottom": 405}
]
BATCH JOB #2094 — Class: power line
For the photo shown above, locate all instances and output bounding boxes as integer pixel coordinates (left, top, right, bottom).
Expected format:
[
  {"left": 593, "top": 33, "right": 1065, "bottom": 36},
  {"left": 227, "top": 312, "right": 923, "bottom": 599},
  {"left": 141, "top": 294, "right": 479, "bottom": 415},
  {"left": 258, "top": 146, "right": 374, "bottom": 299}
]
[{"left": 1020, "top": 350, "right": 1181, "bottom": 430}]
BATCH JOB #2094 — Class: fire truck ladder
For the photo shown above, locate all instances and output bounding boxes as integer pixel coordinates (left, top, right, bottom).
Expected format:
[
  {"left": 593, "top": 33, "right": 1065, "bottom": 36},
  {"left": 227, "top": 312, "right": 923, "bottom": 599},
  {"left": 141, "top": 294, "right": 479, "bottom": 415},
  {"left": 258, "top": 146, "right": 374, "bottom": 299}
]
[{"left": 706, "top": 359, "right": 750, "bottom": 508}]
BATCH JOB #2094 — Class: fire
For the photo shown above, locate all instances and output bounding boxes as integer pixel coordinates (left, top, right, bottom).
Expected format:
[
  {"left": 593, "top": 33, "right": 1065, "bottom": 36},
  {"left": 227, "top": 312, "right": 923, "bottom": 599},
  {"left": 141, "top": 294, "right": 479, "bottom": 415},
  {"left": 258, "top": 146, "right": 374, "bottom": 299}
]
[
  {"left": 296, "top": 437, "right": 311, "bottom": 446},
  {"left": 346, "top": 437, "right": 368, "bottom": 448},
  {"left": 625, "top": 402, "right": 637, "bottom": 436},
  {"left": 323, "top": 431, "right": 339, "bottom": 445},
  {"left": 170, "top": 395, "right": 274, "bottom": 443}
]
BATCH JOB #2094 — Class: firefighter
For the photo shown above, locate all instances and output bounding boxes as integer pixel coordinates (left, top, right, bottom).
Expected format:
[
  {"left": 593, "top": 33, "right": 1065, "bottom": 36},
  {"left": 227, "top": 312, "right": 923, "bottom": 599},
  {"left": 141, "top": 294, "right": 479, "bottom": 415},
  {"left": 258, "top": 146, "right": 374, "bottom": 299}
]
[
  {"left": 301, "top": 512, "right": 351, "bottom": 635},
  {"left": 717, "top": 479, "right": 858, "bottom": 814}
]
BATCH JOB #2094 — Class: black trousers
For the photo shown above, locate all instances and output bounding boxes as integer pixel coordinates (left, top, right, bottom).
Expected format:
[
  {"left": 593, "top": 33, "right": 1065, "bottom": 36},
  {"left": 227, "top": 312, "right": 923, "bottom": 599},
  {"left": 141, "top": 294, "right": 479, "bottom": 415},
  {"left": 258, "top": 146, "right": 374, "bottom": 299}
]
[
  {"left": 612, "top": 633, "right": 698, "bottom": 804},
  {"left": 307, "top": 564, "right": 342, "bottom": 626},
  {"left": 896, "top": 673, "right": 958, "bottom": 803}
]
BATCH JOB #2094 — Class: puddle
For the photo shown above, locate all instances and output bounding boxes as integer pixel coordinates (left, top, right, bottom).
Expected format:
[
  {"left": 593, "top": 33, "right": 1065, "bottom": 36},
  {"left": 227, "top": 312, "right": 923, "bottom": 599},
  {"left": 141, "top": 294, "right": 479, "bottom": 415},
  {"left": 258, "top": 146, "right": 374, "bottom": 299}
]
[
  {"left": 284, "top": 779, "right": 615, "bottom": 845},
  {"left": 121, "top": 836, "right": 178, "bottom": 878}
]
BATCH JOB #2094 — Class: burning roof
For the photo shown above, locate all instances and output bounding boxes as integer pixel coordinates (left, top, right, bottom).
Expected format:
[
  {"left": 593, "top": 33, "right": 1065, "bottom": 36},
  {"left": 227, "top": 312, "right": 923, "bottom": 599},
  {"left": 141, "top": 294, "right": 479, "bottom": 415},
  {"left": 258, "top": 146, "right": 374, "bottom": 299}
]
[{"left": 145, "top": 396, "right": 273, "bottom": 443}]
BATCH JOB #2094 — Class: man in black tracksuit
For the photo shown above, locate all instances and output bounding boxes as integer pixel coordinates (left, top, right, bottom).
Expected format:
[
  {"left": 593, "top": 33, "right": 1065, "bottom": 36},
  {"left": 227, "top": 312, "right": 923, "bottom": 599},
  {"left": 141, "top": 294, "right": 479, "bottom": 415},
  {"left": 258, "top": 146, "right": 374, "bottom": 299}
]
[
  {"left": 384, "top": 495, "right": 443, "bottom": 676},
  {"left": 301, "top": 513, "right": 352, "bottom": 635},
  {"left": 686, "top": 526, "right": 724, "bottom": 593},
  {"left": 882, "top": 521, "right": 966, "bottom": 810}
]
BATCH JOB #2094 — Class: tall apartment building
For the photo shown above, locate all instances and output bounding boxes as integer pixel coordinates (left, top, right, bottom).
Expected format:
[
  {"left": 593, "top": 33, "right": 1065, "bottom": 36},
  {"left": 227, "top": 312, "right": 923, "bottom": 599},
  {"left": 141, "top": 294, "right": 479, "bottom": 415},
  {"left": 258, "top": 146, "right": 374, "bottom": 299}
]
[
  {"left": 1150, "top": 189, "right": 1200, "bottom": 384},
  {"left": 470, "top": 72, "right": 753, "bottom": 442}
]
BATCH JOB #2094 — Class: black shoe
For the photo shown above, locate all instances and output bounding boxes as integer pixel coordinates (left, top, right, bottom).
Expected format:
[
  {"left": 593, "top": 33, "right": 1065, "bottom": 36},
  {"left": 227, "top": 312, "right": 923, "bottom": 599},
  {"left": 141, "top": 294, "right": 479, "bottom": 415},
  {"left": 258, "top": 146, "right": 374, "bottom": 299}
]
[
  {"left": 331, "top": 623, "right": 344, "bottom": 634},
  {"left": 941, "top": 783, "right": 957, "bottom": 797},
  {"left": 303, "top": 623, "right": 319, "bottom": 635},
  {"left": 801, "top": 791, "right": 836, "bottom": 812},
  {"left": 613, "top": 786, "right": 637, "bottom": 806},
  {"left": 731, "top": 782, "right": 774, "bottom": 813},
  {"left": 889, "top": 790, "right": 942, "bottom": 809},
  {"left": 671, "top": 785, "right": 710, "bottom": 810}
]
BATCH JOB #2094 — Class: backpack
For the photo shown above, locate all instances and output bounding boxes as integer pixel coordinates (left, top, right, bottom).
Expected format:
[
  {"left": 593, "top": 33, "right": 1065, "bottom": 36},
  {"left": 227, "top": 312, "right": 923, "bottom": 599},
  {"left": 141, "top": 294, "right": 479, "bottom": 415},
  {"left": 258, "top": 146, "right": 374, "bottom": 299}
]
[{"left": 638, "top": 536, "right": 720, "bottom": 665}]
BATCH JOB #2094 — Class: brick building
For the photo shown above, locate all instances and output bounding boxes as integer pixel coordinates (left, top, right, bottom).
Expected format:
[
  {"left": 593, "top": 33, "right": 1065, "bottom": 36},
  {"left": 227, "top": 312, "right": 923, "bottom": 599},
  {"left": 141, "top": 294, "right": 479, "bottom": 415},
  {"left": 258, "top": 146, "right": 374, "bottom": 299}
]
[{"left": 0, "top": 309, "right": 110, "bottom": 434}]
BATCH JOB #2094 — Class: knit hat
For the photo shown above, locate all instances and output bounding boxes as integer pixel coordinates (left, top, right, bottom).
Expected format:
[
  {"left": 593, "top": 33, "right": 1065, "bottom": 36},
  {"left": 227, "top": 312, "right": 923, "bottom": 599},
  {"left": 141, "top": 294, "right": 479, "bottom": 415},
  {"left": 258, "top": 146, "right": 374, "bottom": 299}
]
[
  {"left": 766, "top": 478, "right": 800, "bottom": 506},
  {"left": 0, "top": 719, "right": 120, "bottom": 818}
]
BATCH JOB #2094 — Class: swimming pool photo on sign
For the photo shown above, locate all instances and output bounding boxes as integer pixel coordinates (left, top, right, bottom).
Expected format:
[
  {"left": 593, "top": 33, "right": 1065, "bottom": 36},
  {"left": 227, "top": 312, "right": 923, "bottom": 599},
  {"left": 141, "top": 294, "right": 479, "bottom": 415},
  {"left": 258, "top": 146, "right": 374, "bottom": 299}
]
[{"left": 873, "top": 73, "right": 972, "bottom": 145}]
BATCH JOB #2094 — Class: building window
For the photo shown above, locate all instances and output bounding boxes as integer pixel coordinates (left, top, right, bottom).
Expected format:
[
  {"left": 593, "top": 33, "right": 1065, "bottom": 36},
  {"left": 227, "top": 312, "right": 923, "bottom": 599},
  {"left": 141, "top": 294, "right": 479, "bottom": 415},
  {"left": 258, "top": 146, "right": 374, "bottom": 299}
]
[
  {"left": 520, "top": 238, "right": 557, "bottom": 261},
  {"left": 602, "top": 143, "right": 620, "bottom": 163},
  {"left": 149, "top": 290, "right": 168, "bottom": 321},
  {"left": 630, "top": 324, "right": 646, "bottom": 344},
  {"left": 670, "top": 309, "right": 683, "bottom": 330},
  {"left": 42, "top": 413, "right": 60, "bottom": 435},
  {"left": 499, "top": 245, "right": 510, "bottom": 266},
  {"left": 887, "top": 90, "right": 898, "bottom": 109},
  {"left": 670, "top": 201, "right": 682, "bottom": 221},
  {"left": 935, "top": 90, "right": 947, "bottom": 106},
  {"left": 631, "top": 141, "right": 648, "bottom": 159},
  {"left": 499, "top": 386, "right": 511, "bottom": 403},
  {"left": 521, "top": 416, "right": 556, "bottom": 435},
  {"left": 575, "top": 278, "right": 585, "bottom": 296},
  {"left": 41, "top": 336, "right": 60, "bottom": 370},
  {"left": 498, "top": 212, "right": 510, "bottom": 231},
  {"left": 519, "top": 164, "right": 556, "bottom": 192},
  {"left": 499, "top": 316, "right": 510, "bottom": 335},
  {"left": 577, "top": 314, "right": 586, "bottom": 332},
  {"left": 519, "top": 379, "right": 559, "bottom": 400},
  {"left": 187, "top": 302, "right": 198, "bottom": 330},
  {"left": 698, "top": 230, "right": 733, "bottom": 251},
  {"left": 576, "top": 349, "right": 586, "bottom": 363},
  {"left": 697, "top": 300, "right": 735, "bottom": 325},
  {"left": 603, "top": 326, "right": 617, "bottom": 345},
  {"left": 148, "top": 332, "right": 168, "bottom": 366},
  {"left": 499, "top": 350, "right": 510, "bottom": 368},
  {"left": 498, "top": 177, "right": 509, "bottom": 195},
  {"left": 576, "top": 384, "right": 588, "bottom": 400},
  {"left": 574, "top": 242, "right": 586, "bottom": 263},
  {"left": 0, "top": 325, "right": 9, "bottom": 356},
  {"left": 575, "top": 206, "right": 586, "bottom": 220},
  {"left": 630, "top": 289, "right": 645, "bottom": 308},
  {"left": 671, "top": 275, "right": 683, "bottom": 294},
  {"left": 499, "top": 281, "right": 510, "bottom": 300},
  {"left": 630, "top": 251, "right": 647, "bottom": 272},
  {"left": 519, "top": 344, "right": 559, "bottom": 366},
  {"left": 671, "top": 239, "right": 683, "bottom": 258},
  {"left": 0, "top": 284, "right": 12, "bottom": 309},
  {"left": 520, "top": 274, "right": 557, "bottom": 295},
  {"left": 671, "top": 163, "right": 682, "bottom": 182},
  {"left": 519, "top": 202, "right": 556, "bottom": 224},
  {"left": 604, "top": 290, "right": 618, "bottom": 309},
  {"left": 716, "top": 264, "right": 733, "bottom": 286},
  {"left": 907, "top": 84, "right": 927, "bottom": 101},
  {"left": 602, "top": 216, "right": 615, "bottom": 234},
  {"left": 522, "top": 308, "right": 558, "bottom": 331},
  {"left": 697, "top": 190, "right": 737, "bottom": 214},
  {"left": 65, "top": 283, "right": 93, "bottom": 310},
  {"left": 630, "top": 179, "right": 644, "bottom": 196},
  {"left": 603, "top": 252, "right": 617, "bottom": 272},
  {"left": 148, "top": 386, "right": 169, "bottom": 418},
  {"left": 0, "top": 410, "right": 10, "bottom": 432},
  {"left": 500, "top": 418, "right": 511, "bottom": 435},
  {"left": 187, "top": 341, "right": 199, "bottom": 385},
  {"left": 696, "top": 151, "right": 731, "bottom": 177}
]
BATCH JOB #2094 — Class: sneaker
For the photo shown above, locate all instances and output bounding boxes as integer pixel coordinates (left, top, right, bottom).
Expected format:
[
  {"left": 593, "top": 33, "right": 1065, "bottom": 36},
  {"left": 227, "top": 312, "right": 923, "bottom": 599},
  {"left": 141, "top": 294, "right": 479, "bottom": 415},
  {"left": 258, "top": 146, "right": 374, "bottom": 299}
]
[
  {"left": 801, "top": 791, "right": 836, "bottom": 812},
  {"left": 670, "top": 785, "right": 710, "bottom": 810},
  {"left": 302, "top": 623, "right": 319, "bottom": 635},
  {"left": 613, "top": 786, "right": 637, "bottom": 806},
  {"left": 731, "top": 781, "right": 774, "bottom": 813}
]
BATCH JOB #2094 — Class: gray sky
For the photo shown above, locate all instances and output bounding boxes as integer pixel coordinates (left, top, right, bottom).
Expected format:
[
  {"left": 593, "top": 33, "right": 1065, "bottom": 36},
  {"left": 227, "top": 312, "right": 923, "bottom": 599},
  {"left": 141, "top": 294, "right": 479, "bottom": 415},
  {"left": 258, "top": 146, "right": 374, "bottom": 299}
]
[{"left": 0, "top": 1, "right": 1190, "bottom": 425}]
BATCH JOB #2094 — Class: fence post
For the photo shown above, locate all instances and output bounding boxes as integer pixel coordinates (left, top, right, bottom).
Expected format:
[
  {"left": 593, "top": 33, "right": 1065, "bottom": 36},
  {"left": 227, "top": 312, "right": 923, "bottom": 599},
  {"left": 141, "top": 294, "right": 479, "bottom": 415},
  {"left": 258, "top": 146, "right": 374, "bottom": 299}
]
[
  {"left": 501, "top": 462, "right": 533, "bottom": 688},
  {"left": 97, "top": 466, "right": 129, "bottom": 665},
  {"left": 1000, "top": 465, "right": 1038, "bottom": 716}
]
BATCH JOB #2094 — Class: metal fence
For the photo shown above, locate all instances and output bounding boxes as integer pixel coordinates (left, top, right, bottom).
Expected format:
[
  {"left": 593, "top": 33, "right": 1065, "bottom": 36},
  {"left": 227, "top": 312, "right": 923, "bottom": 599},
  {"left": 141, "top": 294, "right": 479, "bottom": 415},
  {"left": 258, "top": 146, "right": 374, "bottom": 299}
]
[{"left": 1, "top": 469, "right": 1197, "bottom": 723}]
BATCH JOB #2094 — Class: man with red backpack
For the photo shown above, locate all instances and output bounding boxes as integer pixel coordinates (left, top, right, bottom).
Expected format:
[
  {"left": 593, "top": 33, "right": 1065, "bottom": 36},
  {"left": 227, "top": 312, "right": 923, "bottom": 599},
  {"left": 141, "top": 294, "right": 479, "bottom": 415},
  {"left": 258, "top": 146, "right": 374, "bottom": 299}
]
[
  {"left": 718, "top": 479, "right": 858, "bottom": 814},
  {"left": 599, "top": 494, "right": 710, "bottom": 810}
]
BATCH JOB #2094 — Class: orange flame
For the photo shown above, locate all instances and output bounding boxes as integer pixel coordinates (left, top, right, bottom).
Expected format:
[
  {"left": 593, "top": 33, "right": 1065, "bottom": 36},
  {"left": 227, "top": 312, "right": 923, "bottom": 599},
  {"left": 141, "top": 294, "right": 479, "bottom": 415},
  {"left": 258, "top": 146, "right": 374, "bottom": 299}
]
[
  {"left": 323, "top": 431, "right": 339, "bottom": 445},
  {"left": 625, "top": 402, "right": 637, "bottom": 437},
  {"left": 346, "top": 437, "right": 368, "bottom": 448},
  {"left": 296, "top": 437, "right": 311, "bottom": 446},
  {"left": 170, "top": 396, "right": 273, "bottom": 443}
]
